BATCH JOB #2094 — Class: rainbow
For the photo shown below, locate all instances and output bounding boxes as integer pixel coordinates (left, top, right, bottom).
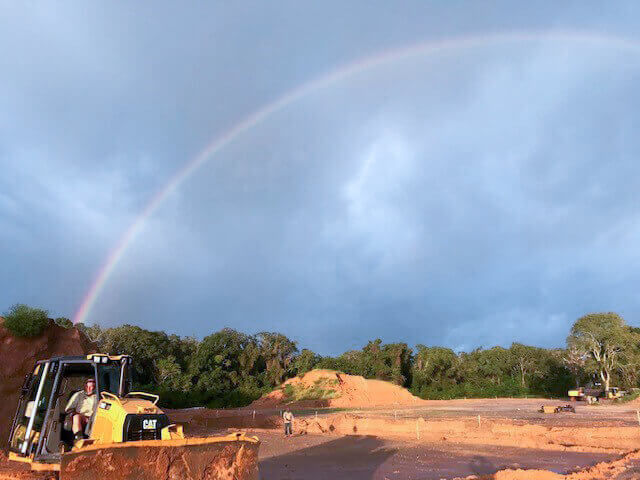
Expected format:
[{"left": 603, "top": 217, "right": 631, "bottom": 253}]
[{"left": 72, "top": 30, "right": 640, "bottom": 325}]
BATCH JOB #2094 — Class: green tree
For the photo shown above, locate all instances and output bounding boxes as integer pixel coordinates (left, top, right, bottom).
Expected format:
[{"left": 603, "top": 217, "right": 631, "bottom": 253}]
[
  {"left": 383, "top": 342, "right": 413, "bottom": 386},
  {"left": 314, "top": 355, "right": 352, "bottom": 373},
  {"left": 77, "top": 323, "right": 104, "bottom": 343},
  {"left": 328, "top": 340, "right": 412, "bottom": 386},
  {"left": 189, "top": 328, "right": 257, "bottom": 392},
  {"left": 563, "top": 345, "right": 588, "bottom": 387},
  {"left": 55, "top": 317, "right": 73, "bottom": 329},
  {"left": 412, "top": 345, "right": 459, "bottom": 394},
  {"left": 155, "top": 355, "right": 186, "bottom": 391},
  {"left": 509, "top": 343, "right": 543, "bottom": 389},
  {"left": 167, "top": 334, "right": 199, "bottom": 374},
  {"left": 3, "top": 304, "right": 49, "bottom": 337},
  {"left": 98, "top": 325, "right": 173, "bottom": 385},
  {"left": 463, "top": 347, "right": 514, "bottom": 387},
  {"left": 538, "top": 348, "right": 574, "bottom": 396},
  {"left": 293, "top": 349, "right": 320, "bottom": 376},
  {"left": 567, "top": 313, "right": 632, "bottom": 393},
  {"left": 257, "top": 332, "right": 298, "bottom": 386}
]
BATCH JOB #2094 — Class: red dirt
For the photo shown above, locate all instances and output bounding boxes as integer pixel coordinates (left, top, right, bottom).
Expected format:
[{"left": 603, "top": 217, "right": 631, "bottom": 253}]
[
  {"left": 59, "top": 436, "right": 260, "bottom": 480},
  {"left": 250, "top": 369, "right": 424, "bottom": 408},
  {"left": 170, "top": 400, "right": 640, "bottom": 479},
  {"left": 284, "top": 411, "right": 640, "bottom": 453},
  {"left": 0, "top": 317, "right": 95, "bottom": 451},
  {"left": 4, "top": 396, "right": 640, "bottom": 479},
  {"left": 482, "top": 450, "right": 640, "bottom": 479},
  {"left": 0, "top": 450, "right": 55, "bottom": 480},
  {"left": 254, "top": 431, "right": 622, "bottom": 480}
]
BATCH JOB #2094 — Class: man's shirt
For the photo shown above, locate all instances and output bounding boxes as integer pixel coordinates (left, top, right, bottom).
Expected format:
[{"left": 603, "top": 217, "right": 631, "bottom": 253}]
[{"left": 65, "top": 391, "right": 96, "bottom": 417}]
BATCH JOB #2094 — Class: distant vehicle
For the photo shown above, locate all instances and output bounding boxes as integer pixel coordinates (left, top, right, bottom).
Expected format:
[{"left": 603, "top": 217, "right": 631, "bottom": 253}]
[{"left": 568, "top": 386, "right": 626, "bottom": 402}]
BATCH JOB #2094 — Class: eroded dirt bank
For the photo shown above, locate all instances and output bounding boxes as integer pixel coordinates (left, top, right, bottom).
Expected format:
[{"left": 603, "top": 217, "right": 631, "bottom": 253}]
[{"left": 292, "top": 413, "right": 640, "bottom": 452}]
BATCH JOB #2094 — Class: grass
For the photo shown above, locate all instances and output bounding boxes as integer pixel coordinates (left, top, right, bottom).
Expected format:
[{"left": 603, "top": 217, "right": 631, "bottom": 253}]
[
  {"left": 282, "top": 377, "right": 341, "bottom": 402},
  {"left": 615, "top": 391, "right": 640, "bottom": 404}
]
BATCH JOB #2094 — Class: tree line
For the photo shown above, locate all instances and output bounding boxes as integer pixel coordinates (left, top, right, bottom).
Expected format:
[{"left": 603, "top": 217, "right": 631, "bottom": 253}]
[{"left": 4, "top": 305, "right": 640, "bottom": 408}]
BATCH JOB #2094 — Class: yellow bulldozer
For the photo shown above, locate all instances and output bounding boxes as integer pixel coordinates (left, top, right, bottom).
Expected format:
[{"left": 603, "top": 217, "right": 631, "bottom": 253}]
[
  {"left": 7, "top": 353, "right": 259, "bottom": 480},
  {"left": 568, "top": 386, "right": 626, "bottom": 403}
]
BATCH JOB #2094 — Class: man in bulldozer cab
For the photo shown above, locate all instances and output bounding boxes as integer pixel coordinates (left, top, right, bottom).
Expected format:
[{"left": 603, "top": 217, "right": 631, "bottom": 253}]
[
  {"left": 8, "top": 354, "right": 260, "bottom": 479},
  {"left": 64, "top": 378, "right": 96, "bottom": 444}
]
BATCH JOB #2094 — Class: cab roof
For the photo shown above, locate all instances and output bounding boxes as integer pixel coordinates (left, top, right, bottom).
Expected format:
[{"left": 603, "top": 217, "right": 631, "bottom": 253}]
[{"left": 35, "top": 354, "right": 131, "bottom": 364}]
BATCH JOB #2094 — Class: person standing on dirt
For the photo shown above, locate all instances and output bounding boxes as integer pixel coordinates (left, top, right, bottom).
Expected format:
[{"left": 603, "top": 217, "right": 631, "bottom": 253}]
[
  {"left": 65, "top": 378, "right": 97, "bottom": 444},
  {"left": 283, "top": 408, "right": 294, "bottom": 437}
]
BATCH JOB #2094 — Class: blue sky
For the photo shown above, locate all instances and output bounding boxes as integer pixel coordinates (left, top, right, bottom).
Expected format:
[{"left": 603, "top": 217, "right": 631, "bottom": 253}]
[{"left": 2, "top": 1, "right": 640, "bottom": 354}]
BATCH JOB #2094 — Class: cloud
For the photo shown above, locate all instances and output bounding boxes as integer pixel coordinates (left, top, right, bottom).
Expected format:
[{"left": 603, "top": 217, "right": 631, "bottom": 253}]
[{"left": 2, "top": 2, "right": 640, "bottom": 354}]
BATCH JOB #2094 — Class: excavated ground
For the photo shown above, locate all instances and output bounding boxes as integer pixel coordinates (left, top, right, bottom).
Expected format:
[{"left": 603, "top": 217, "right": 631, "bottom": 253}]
[
  {"left": 4, "top": 397, "right": 640, "bottom": 478},
  {"left": 169, "top": 398, "right": 640, "bottom": 479}
]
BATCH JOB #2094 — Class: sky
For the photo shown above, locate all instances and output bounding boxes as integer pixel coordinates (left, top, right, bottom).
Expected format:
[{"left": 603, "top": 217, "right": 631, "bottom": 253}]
[{"left": 2, "top": 1, "right": 640, "bottom": 355}]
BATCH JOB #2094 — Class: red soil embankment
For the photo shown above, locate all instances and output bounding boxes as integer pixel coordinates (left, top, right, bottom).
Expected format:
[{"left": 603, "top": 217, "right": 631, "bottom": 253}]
[
  {"left": 292, "top": 413, "right": 640, "bottom": 453},
  {"left": 250, "top": 369, "right": 424, "bottom": 408},
  {"left": 168, "top": 408, "right": 280, "bottom": 434},
  {"left": 175, "top": 405, "right": 640, "bottom": 454},
  {"left": 0, "top": 318, "right": 96, "bottom": 448}
]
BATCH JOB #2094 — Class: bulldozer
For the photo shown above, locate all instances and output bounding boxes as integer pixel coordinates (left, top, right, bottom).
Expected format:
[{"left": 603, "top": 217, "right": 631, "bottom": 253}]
[{"left": 7, "top": 353, "right": 259, "bottom": 480}]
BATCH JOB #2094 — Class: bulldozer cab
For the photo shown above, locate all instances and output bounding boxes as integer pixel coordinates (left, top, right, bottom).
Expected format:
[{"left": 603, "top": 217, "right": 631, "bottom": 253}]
[{"left": 8, "top": 354, "right": 133, "bottom": 467}]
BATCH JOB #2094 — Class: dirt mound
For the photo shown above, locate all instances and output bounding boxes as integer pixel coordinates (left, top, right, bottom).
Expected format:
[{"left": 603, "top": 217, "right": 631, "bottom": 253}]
[
  {"left": 250, "top": 369, "right": 424, "bottom": 408},
  {"left": 0, "top": 317, "right": 96, "bottom": 449}
]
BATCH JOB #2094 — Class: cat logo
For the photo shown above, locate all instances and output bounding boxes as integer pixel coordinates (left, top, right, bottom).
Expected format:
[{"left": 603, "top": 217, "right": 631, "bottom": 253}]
[{"left": 142, "top": 419, "right": 158, "bottom": 430}]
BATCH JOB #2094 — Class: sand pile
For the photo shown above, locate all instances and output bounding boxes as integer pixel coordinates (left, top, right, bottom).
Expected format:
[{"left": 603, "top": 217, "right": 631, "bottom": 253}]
[
  {"left": 250, "top": 369, "right": 423, "bottom": 408},
  {"left": 0, "top": 318, "right": 96, "bottom": 448}
]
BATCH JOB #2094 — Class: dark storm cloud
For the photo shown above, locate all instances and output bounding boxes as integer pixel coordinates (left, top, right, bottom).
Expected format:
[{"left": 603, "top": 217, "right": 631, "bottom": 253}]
[{"left": 2, "top": 1, "right": 640, "bottom": 354}]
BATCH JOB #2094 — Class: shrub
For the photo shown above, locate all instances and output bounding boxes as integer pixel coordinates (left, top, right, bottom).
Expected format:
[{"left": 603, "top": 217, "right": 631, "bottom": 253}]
[
  {"left": 4, "top": 304, "right": 49, "bottom": 337},
  {"left": 281, "top": 378, "right": 340, "bottom": 402},
  {"left": 142, "top": 385, "right": 270, "bottom": 409},
  {"left": 616, "top": 390, "right": 640, "bottom": 404},
  {"left": 54, "top": 317, "right": 74, "bottom": 329}
]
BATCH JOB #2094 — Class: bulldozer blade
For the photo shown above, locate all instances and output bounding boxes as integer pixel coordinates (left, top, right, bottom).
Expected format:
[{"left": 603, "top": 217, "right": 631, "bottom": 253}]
[{"left": 60, "top": 434, "right": 259, "bottom": 480}]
